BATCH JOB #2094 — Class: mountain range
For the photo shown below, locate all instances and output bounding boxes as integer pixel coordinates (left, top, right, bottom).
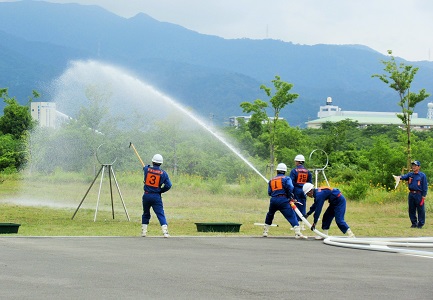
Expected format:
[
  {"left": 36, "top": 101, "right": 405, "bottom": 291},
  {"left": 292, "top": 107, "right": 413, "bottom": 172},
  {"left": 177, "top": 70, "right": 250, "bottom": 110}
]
[{"left": 1, "top": 0, "right": 433, "bottom": 127}]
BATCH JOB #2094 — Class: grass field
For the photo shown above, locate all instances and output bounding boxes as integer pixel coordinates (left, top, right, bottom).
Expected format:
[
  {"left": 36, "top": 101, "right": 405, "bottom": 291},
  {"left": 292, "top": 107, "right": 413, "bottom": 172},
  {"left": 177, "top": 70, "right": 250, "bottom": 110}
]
[{"left": 0, "top": 172, "right": 432, "bottom": 238}]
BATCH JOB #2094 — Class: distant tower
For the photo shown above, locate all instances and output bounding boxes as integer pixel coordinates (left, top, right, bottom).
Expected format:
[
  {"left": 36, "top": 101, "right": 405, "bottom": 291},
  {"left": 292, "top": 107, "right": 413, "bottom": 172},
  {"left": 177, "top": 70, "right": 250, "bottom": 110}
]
[
  {"left": 427, "top": 102, "right": 433, "bottom": 119},
  {"left": 318, "top": 96, "right": 340, "bottom": 118}
]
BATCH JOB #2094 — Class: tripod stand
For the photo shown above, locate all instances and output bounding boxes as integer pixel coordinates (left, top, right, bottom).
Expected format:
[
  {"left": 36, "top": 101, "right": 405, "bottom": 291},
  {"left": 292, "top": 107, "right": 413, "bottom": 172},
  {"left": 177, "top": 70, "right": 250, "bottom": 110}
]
[
  {"left": 309, "top": 149, "right": 330, "bottom": 187},
  {"left": 72, "top": 163, "right": 130, "bottom": 222},
  {"left": 313, "top": 168, "right": 330, "bottom": 187}
]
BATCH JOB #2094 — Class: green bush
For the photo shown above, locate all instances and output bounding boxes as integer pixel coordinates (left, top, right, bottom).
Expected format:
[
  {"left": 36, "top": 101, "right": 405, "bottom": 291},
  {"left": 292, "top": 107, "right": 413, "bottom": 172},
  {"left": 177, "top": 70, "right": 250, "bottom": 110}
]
[
  {"left": 205, "top": 175, "right": 226, "bottom": 195},
  {"left": 341, "top": 179, "right": 369, "bottom": 201}
]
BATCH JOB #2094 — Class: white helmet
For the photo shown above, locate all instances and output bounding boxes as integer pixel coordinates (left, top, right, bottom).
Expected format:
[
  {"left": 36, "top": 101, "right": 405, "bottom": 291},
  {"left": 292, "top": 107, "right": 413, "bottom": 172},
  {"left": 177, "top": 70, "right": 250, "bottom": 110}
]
[
  {"left": 276, "top": 163, "right": 287, "bottom": 172},
  {"left": 303, "top": 182, "right": 314, "bottom": 195},
  {"left": 294, "top": 154, "right": 305, "bottom": 162},
  {"left": 152, "top": 154, "right": 163, "bottom": 164}
]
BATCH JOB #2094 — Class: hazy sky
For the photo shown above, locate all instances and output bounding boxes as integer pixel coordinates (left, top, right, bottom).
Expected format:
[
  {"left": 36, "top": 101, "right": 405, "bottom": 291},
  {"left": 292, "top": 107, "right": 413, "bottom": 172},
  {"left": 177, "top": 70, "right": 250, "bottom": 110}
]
[{"left": 4, "top": 0, "right": 433, "bottom": 62}]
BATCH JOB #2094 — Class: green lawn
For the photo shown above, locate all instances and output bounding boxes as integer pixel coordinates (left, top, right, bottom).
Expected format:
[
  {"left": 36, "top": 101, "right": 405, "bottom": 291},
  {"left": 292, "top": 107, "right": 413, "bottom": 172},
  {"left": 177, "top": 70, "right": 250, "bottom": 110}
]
[{"left": 0, "top": 174, "right": 432, "bottom": 238}]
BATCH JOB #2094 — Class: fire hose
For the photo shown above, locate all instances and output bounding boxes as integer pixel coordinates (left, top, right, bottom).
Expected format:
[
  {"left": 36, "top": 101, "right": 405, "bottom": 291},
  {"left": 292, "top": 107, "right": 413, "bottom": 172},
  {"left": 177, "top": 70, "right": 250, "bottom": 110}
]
[
  {"left": 290, "top": 201, "right": 433, "bottom": 257},
  {"left": 290, "top": 200, "right": 328, "bottom": 239}
]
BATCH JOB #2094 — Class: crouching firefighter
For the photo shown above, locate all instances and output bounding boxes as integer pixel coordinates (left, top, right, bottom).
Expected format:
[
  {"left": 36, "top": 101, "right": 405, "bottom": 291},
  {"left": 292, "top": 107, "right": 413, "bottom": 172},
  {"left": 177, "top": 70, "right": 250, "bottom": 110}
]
[{"left": 302, "top": 183, "right": 355, "bottom": 239}]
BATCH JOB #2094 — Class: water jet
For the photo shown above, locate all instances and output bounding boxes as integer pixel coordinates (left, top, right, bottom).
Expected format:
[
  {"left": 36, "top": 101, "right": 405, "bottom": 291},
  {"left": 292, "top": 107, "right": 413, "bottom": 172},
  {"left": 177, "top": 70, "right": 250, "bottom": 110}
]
[{"left": 51, "top": 60, "right": 268, "bottom": 182}]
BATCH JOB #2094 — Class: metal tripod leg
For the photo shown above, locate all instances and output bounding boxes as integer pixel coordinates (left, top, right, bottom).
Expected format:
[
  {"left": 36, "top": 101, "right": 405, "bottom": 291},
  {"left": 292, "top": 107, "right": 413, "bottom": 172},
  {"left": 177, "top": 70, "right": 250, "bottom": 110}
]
[
  {"left": 111, "top": 167, "right": 130, "bottom": 221},
  {"left": 321, "top": 169, "right": 330, "bottom": 187},
  {"left": 72, "top": 165, "right": 104, "bottom": 220},
  {"left": 72, "top": 164, "right": 130, "bottom": 222},
  {"left": 314, "top": 168, "right": 330, "bottom": 187},
  {"left": 108, "top": 165, "right": 114, "bottom": 220},
  {"left": 94, "top": 165, "right": 106, "bottom": 222}
]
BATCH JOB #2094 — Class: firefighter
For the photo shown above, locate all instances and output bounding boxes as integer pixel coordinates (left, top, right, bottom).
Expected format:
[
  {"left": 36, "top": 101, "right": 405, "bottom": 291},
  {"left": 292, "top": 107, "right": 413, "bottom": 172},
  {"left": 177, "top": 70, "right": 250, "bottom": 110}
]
[
  {"left": 141, "top": 154, "right": 172, "bottom": 237},
  {"left": 263, "top": 163, "right": 307, "bottom": 239},
  {"left": 303, "top": 183, "right": 355, "bottom": 239},
  {"left": 289, "top": 154, "right": 312, "bottom": 230}
]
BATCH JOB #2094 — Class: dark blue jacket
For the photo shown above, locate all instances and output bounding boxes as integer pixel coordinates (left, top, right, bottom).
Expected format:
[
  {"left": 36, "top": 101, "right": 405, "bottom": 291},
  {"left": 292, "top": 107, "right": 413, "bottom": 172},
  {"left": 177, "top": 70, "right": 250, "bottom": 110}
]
[
  {"left": 401, "top": 171, "right": 428, "bottom": 197},
  {"left": 307, "top": 187, "right": 345, "bottom": 223},
  {"left": 143, "top": 165, "right": 172, "bottom": 194},
  {"left": 268, "top": 174, "right": 294, "bottom": 198},
  {"left": 289, "top": 164, "right": 312, "bottom": 189}
]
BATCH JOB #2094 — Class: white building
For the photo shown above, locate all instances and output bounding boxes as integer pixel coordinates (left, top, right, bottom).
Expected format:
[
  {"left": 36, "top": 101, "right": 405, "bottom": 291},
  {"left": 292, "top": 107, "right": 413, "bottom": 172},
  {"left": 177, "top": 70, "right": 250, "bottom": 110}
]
[
  {"left": 31, "top": 102, "right": 57, "bottom": 128},
  {"left": 30, "top": 102, "right": 72, "bottom": 128},
  {"left": 306, "top": 97, "right": 433, "bottom": 130}
]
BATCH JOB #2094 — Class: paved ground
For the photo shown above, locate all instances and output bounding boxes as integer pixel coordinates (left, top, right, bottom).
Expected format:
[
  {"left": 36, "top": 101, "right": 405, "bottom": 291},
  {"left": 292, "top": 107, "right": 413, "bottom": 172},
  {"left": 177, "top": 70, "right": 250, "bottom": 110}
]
[{"left": 1, "top": 236, "right": 432, "bottom": 300}]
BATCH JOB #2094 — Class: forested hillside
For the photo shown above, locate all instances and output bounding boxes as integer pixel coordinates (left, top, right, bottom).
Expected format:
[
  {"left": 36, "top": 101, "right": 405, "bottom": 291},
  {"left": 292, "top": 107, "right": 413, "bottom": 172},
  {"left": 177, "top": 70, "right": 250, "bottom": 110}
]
[{"left": 1, "top": 1, "right": 433, "bottom": 126}]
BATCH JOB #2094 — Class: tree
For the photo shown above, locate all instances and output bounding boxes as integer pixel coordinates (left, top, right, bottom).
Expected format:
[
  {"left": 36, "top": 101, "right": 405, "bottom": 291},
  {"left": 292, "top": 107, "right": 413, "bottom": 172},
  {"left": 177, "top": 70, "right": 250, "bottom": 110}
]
[
  {"left": 368, "top": 135, "right": 405, "bottom": 187},
  {"left": 0, "top": 88, "right": 37, "bottom": 138},
  {"left": 0, "top": 134, "right": 20, "bottom": 172},
  {"left": 372, "top": 50, "right": 430, "bottom": 169},
  {"left": 240, "top": 76, "right": 298, "bottom": 175},
  {"left": 0, "top": 88, "right": 38, "bottom": 172}
]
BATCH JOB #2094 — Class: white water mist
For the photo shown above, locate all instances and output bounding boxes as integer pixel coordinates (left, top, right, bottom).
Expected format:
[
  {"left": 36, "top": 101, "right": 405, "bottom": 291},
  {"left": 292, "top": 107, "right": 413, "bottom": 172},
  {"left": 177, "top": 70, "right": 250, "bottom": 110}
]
[{"left": 53, "top": 60, "right": 269, "bottom": 182}]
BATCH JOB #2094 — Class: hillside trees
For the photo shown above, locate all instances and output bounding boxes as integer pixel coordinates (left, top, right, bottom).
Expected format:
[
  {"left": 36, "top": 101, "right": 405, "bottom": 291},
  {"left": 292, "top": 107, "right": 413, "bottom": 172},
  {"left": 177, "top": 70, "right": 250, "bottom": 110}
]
[
  {"left": 372, "top": 50, "right": 430, "bottom": 170},
  {"left": 240, "top": 76, "right": 298, "bottom": 175},
  {"left": 0, "top": 88, "right": 37, "bottom": 172}
]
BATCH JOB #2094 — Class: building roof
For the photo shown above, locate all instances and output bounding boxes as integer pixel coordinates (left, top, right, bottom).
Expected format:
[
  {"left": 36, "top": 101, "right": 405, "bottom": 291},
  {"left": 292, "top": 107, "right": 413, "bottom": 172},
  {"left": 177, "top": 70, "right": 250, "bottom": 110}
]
[
  {"left": 306, "top": 115, "right": 433, "bottom": 128},
  {"left": 306, "top": 99, "right": 433, "bottom": 129}
]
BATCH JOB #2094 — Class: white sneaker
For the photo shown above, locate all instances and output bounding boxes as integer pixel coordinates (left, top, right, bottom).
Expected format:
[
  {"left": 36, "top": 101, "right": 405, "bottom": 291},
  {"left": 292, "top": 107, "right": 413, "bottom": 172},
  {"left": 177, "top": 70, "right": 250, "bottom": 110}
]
[
  {"left": 162, "top": 225, "right": 170, "bottom": 238},
  {"left": 141, "top": 224, "right": 148, "bottom": 237},
  {"left": 346, "top": 228, "right": 355, "bottom": 238},
  {"left": 263, "top": 224, "right": 269, "bottom": 237},
  {"left": 315, "top": 230, "right": 328, "bottom": 240},
  {"left": 294, "top": 226, "right": 308, "bottom": 239},
  {"left": 300, "top": 221, "right": 306, "bottom": 231},
  {"left": 295, "top": 233, "right": 308, "bottom": 239}
]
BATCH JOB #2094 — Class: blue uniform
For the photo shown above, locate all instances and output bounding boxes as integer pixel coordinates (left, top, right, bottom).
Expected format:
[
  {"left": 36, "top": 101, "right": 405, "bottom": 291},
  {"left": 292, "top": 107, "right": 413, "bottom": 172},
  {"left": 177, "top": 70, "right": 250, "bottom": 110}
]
[
  {"left": 265, "top": 174, "right": 298, "bottom": 227},
  {"left": 289, "top": 164, "right": 312, "bottom": 219},
  {"left": 142, "top": 164, "right": 172, "bottom": 226},
  {"left": 307, "top": 187, "right": 350, "bottom": 234},
  {"left": 401, "top": 171, "right": 428, "bottom": 227}
]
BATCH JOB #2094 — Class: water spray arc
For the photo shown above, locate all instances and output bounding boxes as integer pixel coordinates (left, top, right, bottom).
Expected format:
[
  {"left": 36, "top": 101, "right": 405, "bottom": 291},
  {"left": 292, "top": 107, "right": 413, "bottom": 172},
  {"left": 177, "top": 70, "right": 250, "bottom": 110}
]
[
  {"left": 150, "top": 88, "right": 269, "bottom": 183},
  {"left": 54, "top": 61, "right": 269, "bottom": 183}
]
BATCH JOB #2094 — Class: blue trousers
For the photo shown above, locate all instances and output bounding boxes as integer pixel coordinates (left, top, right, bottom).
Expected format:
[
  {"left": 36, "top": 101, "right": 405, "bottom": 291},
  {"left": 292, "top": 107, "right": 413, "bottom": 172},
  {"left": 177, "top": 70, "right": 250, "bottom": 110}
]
[
  {"left": 408, "top": 193, "right": 425, "bottom": 227},
  {"left": 293, "top": 187, "right": 307, "bottom": 221},
  {"left": 321, "top": 197, "right": 350, "bottom": 234},
  {"left": 265, "top": 197, "right": 299, "bottom": 227},
  {"left": 142, "top": 193, "right": 167, "bottom": 226}
]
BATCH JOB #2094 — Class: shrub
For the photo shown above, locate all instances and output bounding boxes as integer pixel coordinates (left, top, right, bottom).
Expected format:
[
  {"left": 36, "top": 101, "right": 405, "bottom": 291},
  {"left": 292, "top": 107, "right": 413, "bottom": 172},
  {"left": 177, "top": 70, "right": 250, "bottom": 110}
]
[{"left": 341, "top": 179, "right": 369, "bottom": 201}]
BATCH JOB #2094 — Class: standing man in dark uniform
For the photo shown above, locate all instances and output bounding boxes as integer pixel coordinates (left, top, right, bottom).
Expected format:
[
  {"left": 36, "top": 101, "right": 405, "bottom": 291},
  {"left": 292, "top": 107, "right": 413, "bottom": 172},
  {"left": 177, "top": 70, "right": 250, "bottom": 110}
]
[
  {"left": 290, "top": 154, "right": 312, "bottom": 230},
  {"left": 142, "top": 154, "right": 172, "bottom": 237},
  {"left": 398, "top": 160, "right": 428, "bottom": 228}
]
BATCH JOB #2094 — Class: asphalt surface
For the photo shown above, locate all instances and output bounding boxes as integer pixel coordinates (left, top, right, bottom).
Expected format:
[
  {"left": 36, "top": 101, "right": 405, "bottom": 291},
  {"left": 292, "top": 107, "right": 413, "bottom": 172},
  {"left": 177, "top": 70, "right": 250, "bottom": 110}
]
[{"left": 1, "top": 236, "right": 432, "bottom": 300}]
